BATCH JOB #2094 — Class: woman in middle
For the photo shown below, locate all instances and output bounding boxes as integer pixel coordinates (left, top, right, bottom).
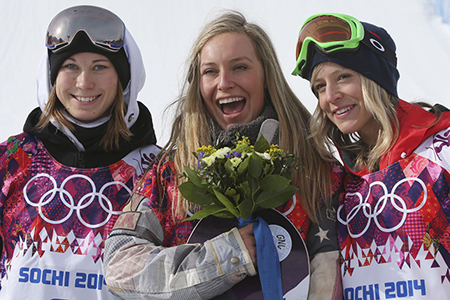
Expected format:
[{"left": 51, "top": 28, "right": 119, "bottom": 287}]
[{"left": 104, "top": 10, "right": 344, "bottom": 300}]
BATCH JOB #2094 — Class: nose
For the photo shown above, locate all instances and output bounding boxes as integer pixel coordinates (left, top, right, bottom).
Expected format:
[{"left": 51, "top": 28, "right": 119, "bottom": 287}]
[
  {"left": 324, "top": 82, "right": 342, "bottom": 104},
  {"left": 217, "top": 70, "right": 235, "bottom": 91},
  {"left": 75, "top": 71, "right": 95, "bottom": 90}
]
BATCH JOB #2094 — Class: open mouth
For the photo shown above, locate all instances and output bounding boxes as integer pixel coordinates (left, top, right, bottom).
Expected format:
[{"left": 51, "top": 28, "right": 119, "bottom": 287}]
[
  {"left": 218, "top": 97, "right": 245, "bottom": 115},
  {"left": 335, "top": 105, "right": 355, "bottom": 115}
]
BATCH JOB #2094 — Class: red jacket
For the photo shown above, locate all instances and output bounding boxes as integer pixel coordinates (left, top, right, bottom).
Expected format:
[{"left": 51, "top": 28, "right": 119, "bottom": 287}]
[{"left": 342, "top": 99, "right": 450, "bottom": 176}]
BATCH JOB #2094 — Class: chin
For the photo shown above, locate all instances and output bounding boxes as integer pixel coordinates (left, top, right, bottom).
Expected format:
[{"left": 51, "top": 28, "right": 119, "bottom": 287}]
[{"left": 338, "top": 128, "right": 357, "bottom": 135}]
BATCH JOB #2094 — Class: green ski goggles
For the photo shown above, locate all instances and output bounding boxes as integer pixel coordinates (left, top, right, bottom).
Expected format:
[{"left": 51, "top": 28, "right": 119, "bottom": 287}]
[{"left": 292, "top": 13, "right": 397, "bottom": 78}]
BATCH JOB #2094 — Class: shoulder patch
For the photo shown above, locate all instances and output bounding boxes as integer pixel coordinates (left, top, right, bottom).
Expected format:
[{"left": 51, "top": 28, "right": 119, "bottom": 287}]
[{"left": 113, "top": 211, "right": 141, "bottom": 231}]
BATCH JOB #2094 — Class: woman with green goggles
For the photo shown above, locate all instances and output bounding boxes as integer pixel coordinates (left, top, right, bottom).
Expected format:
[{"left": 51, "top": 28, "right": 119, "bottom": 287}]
[{"left": 294, "top": 12, "right": 450, "bottom": 299}]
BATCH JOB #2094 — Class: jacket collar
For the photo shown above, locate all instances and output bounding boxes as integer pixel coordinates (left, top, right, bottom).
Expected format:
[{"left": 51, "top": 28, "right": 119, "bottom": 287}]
[
  {"left": 23, "top": 101, "right": 156, "bottom": 168},
  {"left": 341, "top": 99, "right": 450, "bottom": 176}
]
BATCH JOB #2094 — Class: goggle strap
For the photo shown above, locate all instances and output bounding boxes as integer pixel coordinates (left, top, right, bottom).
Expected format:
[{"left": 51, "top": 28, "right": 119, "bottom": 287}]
[{"left": 361, "top": 30, "right": 397, "bottom": 67}]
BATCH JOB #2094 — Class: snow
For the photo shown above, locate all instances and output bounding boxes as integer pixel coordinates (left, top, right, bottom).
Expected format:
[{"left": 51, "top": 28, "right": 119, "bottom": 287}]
[{"left": 1, "top": 0, "right": 449, "bottom": 146}]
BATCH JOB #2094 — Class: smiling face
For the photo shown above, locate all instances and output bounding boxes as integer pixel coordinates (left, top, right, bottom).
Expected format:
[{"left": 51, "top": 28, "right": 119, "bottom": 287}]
[
  {"left": 312, "top": 62, "right": 380, "bottom": 145},
  {"left": 199, "top": 32, "right": 265, "bottom": 130},
  {"left": 55, "top": 52, "right": 119, "bottom": 123}
]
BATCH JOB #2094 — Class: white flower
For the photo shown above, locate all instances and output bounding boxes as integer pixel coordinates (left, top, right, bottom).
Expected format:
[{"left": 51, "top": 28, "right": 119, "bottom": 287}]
[
  {"left": 202, "top": 155, "right": 216, "bottom": 166},
  {"left": 214, "top": 147, "right": 231, "bottom": 159},
  {"left": 241, "top": 152, "right": 251, "bottom": 158},
  {"left": 256, "top": 152, "right": 271, "bottom": 160},
  {"left": 230, "top": 157, "right": 242, "bottom": 167}
]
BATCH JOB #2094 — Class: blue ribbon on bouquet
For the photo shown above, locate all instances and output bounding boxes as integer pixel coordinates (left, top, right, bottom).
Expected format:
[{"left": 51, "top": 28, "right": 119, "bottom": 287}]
[{"left": 238, "top": 215, "right": 283, "bottom": 300}]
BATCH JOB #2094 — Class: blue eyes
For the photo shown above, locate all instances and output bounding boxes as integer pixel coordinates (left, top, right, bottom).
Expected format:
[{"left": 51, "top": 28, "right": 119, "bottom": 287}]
[
  {"left": 202, "top": 65, "right": 248, "bottom": 75},
  {"left": 62, "top": 64, "right": 107, "bottom": 71},
  {"left": 314, "top": 74, "right": 352, "bottom": 93}
]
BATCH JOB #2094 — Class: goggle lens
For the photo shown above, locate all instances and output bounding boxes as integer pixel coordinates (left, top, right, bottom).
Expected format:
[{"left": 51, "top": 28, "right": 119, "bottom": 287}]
[
  {"left": 292, "top": 14, "right": 366, "bottom": 78},
  {"left": 46, "top": 6, "right": 124, "bottom": 52},
  {"left": 295, "top": 15, "right": 352, "bottom": 60},
  {"left": 292, "top": 13, "right": 397, "bottom": 78}
]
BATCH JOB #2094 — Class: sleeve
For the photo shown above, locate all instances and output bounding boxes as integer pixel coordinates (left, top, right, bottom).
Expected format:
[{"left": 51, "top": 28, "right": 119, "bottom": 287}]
[
  {"left": 103, "top": 163, "right": 256, "bottom": 299},
  {"left": 0, "top": 135, "right": 16, "bottom": 224},
  {"left": 0, "top": 139, "right": 8, "bottom": 211},
  {"left": 0, "top": 138, "right": 8, "bottom": 258},
  {"left": 306, "top": 164, "right": 344, "bottom": 300}
]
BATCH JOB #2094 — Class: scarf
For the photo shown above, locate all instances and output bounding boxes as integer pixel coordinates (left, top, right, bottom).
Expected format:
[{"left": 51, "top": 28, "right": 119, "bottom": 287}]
[{"left": 211, "top": 105, "right": 279, "bottom": 147}]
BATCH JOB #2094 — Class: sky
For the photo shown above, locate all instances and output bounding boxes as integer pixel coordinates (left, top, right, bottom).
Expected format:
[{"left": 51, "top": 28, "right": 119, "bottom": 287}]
[{"left": 1, "top": 0, "right": 449, "bottom": 146}]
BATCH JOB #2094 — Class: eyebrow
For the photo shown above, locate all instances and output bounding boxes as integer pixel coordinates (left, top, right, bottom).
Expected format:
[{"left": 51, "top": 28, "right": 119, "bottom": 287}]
[
  {"left": 231, "top": 56, "right": 254, "bottom": 63},
  {"left": 313, "top": 68, "right": 347, "bottom": 82},
  {"left": 200, "top": 56, "right": 254, "bottom": 68},
  {"left": 65, "top": 57, "right": 110, "bottom": 63},
  {"left": 93, "top": 59, "right": 110, "bottom": 63}
]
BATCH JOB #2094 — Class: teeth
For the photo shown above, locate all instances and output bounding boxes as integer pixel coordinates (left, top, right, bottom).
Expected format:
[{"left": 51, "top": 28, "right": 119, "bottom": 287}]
[
  {"left": 336, "top": 106, "right": 353, "bottom": 115},
  {"left": 75, "top": 96, "right": 97, "bottom": 102},
  {"left": 218, "top": 97, "right": 244, "bottom": 105}
]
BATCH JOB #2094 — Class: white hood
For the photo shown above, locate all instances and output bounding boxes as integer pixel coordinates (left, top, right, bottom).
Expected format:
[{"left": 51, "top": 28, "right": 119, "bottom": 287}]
[{"left": 36, "top": 27, "right": 146, "bottom": 150}]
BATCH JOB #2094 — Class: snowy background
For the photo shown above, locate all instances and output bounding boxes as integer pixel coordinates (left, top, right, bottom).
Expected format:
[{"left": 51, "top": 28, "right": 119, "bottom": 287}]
[{"left": 1, "top": 0, "right": 450, "bottom": 146}]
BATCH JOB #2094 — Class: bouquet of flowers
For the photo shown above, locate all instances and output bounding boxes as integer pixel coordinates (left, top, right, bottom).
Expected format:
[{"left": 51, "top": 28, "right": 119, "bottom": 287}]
[{"left": 179, "top": 135, "right": 299, "bottom": 221}]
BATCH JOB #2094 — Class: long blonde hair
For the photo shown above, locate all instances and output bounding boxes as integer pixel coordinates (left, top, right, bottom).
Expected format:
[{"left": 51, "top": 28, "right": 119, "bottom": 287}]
[
  {"left": 157, "top": 10, "right": 333, "bottom": 223},
  {"left": 36, "top": 81, "right": 132, "bottom": 152}
]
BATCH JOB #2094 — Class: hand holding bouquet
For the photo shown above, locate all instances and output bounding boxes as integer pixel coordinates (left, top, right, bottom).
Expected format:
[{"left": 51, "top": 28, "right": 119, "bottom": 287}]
[{"left": 180, "top": 135, "right": 303, "bottom": 299}]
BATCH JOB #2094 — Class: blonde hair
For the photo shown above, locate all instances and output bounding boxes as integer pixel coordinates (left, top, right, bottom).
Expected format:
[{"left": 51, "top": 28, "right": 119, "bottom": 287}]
[
  {"left": 36, "top": 81, "right": 132, "bottom": 152},
  {"left": 155, "top": 10, "right": 333, "bottom": 224},
  {"left": 310, "top": 63, "right": 400, "bottom": 172}
]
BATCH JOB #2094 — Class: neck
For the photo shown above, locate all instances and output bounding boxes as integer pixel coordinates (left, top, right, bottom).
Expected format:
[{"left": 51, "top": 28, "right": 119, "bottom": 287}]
[{"left": 212, "top": 105, "right": 279, "bottom": 146}]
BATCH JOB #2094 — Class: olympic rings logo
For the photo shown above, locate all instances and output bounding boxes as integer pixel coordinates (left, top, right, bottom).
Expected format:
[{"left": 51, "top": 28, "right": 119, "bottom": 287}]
[
  {"left": 23, "top": 173, "right": 131, "bottom": 228},
  {"left": 337, "top": 177, "right": 427, "bottom": 238}
]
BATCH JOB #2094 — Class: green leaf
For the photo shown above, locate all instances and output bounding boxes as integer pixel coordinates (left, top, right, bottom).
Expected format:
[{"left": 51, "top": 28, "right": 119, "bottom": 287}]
[
  {"left": 183, "top": 205, "right": 228, "bottom": 221},
  {"left": 246, "top": 173, "right": 260, "bottom": 199},
  {"left": 255, "top": 185, "right": 298, "bottom": 209},
  {"left": 237, "top": 197, "right": 254, "bottom": 220},
  {"left": 262, "top": 162, "right": 274, "bottom": 176},
  {"left": 236, "top": 182, "right": 250, "bottom": 201},
  {"left": 183, "top": 165, "right": 204, "bottom": 187},
  {"left": 225, "top": 187, "right": 240, "bottom": 205},
  {"left": 224, "top": 187, "right": 237, "bottom": 197},
  {"left": 224, "top": 159, "right": 236, "bottom": 175},
  {"left": 254, "top": 135, "right": 270, "bottom": 153},
  {"left": 213, "top": 189, "right": 240, "bottom": 217},
  {"left": 259, "top": 174, "right": 291, "bottom": 193},
  {"left": 178, "top": 182, "right": 214, "bottom": 206},
  {"left": 237, "top": 156, "right": 249, "bottom": 175},
  {"left": 235, "top": 143, "right": 251, "bottom": 154},
  {"left": 248, "top": 153, "right": 263, "bottom": 178},
  {"left": 212, "top": 210, "right": 236, "bottom": 218}
]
